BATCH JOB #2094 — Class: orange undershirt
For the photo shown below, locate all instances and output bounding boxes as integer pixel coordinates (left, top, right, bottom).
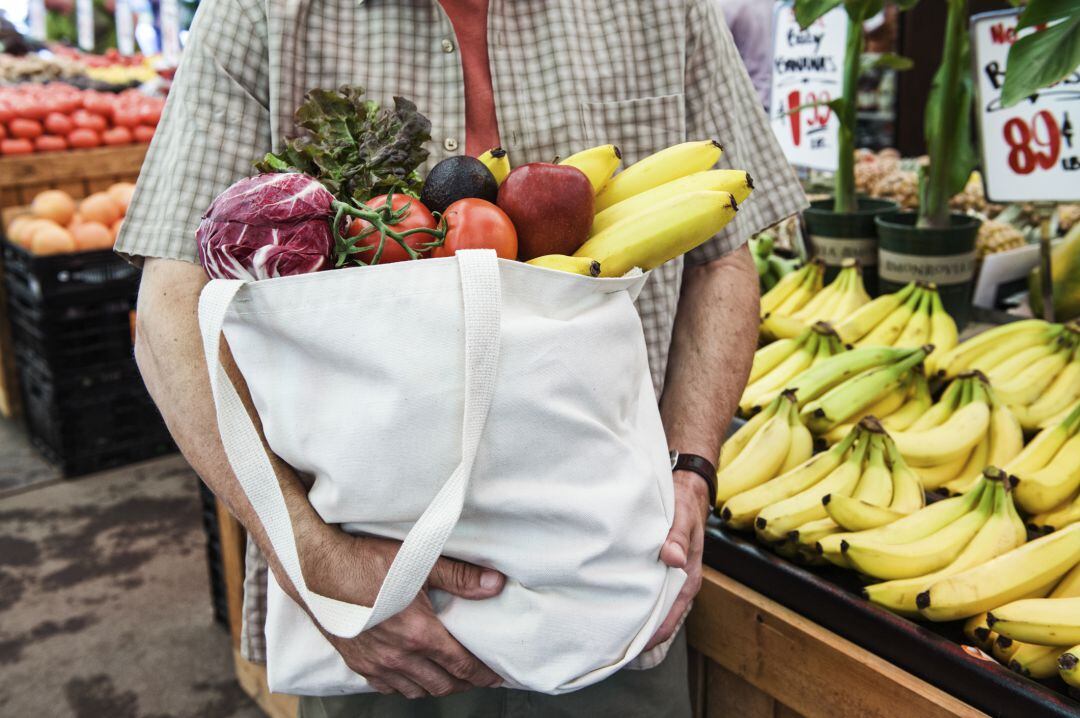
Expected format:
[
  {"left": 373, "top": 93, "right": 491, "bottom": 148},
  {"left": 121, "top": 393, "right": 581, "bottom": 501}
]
[{"left": 439, "top": 0, "right": 501, "bottom": 156}]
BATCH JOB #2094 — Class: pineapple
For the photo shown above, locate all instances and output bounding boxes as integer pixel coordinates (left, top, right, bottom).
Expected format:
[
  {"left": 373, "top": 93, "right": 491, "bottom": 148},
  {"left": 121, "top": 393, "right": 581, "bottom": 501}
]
[
  {"left": 1059, "top": 204, "right": 1080, "bottom": 233},
  {"left": 871, "top": 170, "right": 920, "bottom": 210},
  {"left": 976, "top": 219, "right": 1027, "bottom": 258}
]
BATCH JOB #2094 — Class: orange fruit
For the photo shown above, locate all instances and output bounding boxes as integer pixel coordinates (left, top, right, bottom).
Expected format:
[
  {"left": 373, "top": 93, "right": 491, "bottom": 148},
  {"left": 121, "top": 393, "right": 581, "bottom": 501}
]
[
  {"left": 107, "top": 182, "right": 136, "bottom": 216},
  {"left": 72, "top": 221, "right": 114, "bottom": 251},
  {"left": 6, "top": 216, "right": 36, "bottom": 247},
  {"left": 31, "top": 189, "right": 77, "bottom": 226},
  {"left": 30, "top": 224, "right": 76, "bottom": 255},
  {"left": 111, "top": 218, "right": 123, "bottom": 239},
  {"left": 79, "top": 192, "right": 122, "bottom": 226}
]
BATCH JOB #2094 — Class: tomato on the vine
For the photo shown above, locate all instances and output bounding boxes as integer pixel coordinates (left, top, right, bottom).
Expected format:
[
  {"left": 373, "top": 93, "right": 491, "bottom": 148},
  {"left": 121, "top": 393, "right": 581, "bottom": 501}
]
[
  {"left": 433, "top": 198, "right": 517, "bottom": 260},
  {"left": 348, "top": 194, "right": 437, "bottom": 264}
]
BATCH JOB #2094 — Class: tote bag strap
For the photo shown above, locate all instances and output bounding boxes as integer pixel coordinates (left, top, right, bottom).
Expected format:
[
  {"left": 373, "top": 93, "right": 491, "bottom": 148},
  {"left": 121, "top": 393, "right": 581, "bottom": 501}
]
[{"left": 198, "top": 249, "right": 502, "bottom": 637}]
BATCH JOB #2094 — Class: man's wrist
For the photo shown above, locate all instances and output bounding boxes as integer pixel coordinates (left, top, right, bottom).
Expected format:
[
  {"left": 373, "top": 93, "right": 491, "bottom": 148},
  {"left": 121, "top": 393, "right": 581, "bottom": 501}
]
[{"left": 673, "top": 470, "right": 711, "bottom": 519}]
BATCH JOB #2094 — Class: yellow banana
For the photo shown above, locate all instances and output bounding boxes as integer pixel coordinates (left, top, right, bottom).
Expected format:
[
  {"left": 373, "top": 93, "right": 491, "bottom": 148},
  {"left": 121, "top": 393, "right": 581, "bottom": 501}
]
[
  {"left": 740, "top": 332, "right": 819, "bottom": 413},
  {"left": 891, "top": 400, "right": 991, "bottom": 468},
  {"left": 964, "top": 612, "right": 997, "bottom": 652},
  {"left": 863, "top": 477, "right": 1024, "bottom": 615},
  {"left": 824, "top": 494, "right": 905, "bottom": 532},
  {"left": 881, "top": 371, "right": 932, "bottom": 432},
  {"left": 774, "top": 262, "right": 824, "bottom": 316},
  {"left": 759, "top": 312, "right": 810, "bottom": 342},
  {"left": 1009, "top": 643, "right": 1068, "bottom": 679},
  {"left": 827, "top": 265, "right": 872, "bottom": 323},
  {"left": 894, "top": 286, "right": 932, "bottom": 348},
  {"left": 715, "top": 394, "right": 795, "bottom": 504},
  {"left": 994, "top": 347, "right": 1073, "bottom": 407},
  {"left": 755, "top": 432, "right": 870, "bottom": 543},
  {"left": 780, "top": 401, "right": 815, "bottom": 474},
  {"left": 906, "top": 377, "right": 964, "bottom": 431},
  {"left": 918, "top": 524, "right": 1080, "bottom": 622},
  {"left": 525, "top": 254, "right": 601, "bottom": 276},
  {"left": 590, "top": 169, "right": 753, "bottom": 235},
  {"left": 721, "top": 396, "right": 781, "bottom": 468},
  {"left": 820, "top": 380, "right": 909, "bottom": 445},
  {"left": 594, "top": 139, "right": 722, "bottom": 211},
  {"left": 1013, "top": 431, "right": 1080, "bottom": 515},
  {"left": 856, "top": 286, "right": 921, "bottom": 347},
  {"left": 1060, "top": 647, "right": 1080, "bottom": 687},
  {"left": 720, "top": 428, "right": 860, "bottom": 530},
  {"left": 884, "top": 436, "right": 926, "bottom": 514},
  {"left": 761, "top": 260, "right": 821, "bottom": 316},
  {"left": 834, "top": 282, "right": 916, "bottom": 344},
  {"left": 477, "top": 146, "right": 511, "bottom": 185},
  {"left": 575, "top": 191, "right": 737, "bottom": 277},
  {"left": 940, "top": 434, "right": 990, "bottom": 495},
  {"left": 986, "top": 342, "right": 1058, "bottom": 384},
  {"left": 924, "top": 286, "right": 959, "bottom": 374},
  {"left": 1012, "top": 348, "right": 1080, "bottom": 430},
  {"left": 748, "top": 334, "right": 802, "bottom": 385},
  {"left": 1029, "top": 491, "right": 1080, "bottom": 534},
  {"left": 936, "top": 319, "right": 1053, "bottom": 378},
  {"left": 987, "top": 597, "right": 1080, "bottom": 646},
  {"left": 793, "top": 265, "right": 848, "bottom": 321},
  {"left": 559, "top": 144, "right": 620, "bottom": 194}
]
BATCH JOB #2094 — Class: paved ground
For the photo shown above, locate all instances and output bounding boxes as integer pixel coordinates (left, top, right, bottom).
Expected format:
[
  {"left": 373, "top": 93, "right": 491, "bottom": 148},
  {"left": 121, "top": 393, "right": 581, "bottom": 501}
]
[{"left": 0, "top": 419, "right": 263, "bottom": 718}]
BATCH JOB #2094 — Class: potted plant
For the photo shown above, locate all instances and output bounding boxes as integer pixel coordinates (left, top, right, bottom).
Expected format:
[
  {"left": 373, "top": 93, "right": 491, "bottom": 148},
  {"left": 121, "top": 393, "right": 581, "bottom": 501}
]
[
  {"left": 795, "top": 0, "right": 914, "bottom": 294},
  {"left": 874, "top": 0, "right": 980, "bottom": 326}
]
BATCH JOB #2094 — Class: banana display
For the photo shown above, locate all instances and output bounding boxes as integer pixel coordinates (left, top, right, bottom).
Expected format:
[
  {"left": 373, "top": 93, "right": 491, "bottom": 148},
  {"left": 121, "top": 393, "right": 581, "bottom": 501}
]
[
  {"left": 832, "top": 282, "right": 959, "bottom": 371},
  {"left": 934, "top": 319, "right": 1080, "bottom": 430},
  {"left": 1008, "top": 403, "right": 1080, "bottom": 517},
  {"left": 759, "top": 260, "right": 871, "bottom": 341},
  {"left": 741, "top": 323, "right": 847, "bottom": 415},
  {"left": 748, "top": 232, "right": 800, "bottom": 293},
  {"left": 569, "top": 140, "right": 750, "bottom": 277}
]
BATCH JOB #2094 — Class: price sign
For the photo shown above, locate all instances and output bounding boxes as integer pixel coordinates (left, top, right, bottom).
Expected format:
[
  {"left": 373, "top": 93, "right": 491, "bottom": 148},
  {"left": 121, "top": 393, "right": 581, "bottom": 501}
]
[
  {"left": 971, "top": 10, "right": 1080, "bottom": 203},
  {"left": 76, "top": 0, "right": 95, "bottom": 52},
  {"left": 115, "top": 0, "right": 135, "bottom": 56},
  {"left": 768, "top": 1, "right": 848, "bottom": 171},
  {"left": 160, "top": 0, "right": 181, "bottom": 64}
]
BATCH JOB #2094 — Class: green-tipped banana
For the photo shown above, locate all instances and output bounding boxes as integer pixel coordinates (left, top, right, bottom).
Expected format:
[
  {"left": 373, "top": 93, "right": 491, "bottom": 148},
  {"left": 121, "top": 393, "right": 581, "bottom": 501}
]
[
  {"left": 781, "top": 346, "right": 922, "bottom": 410},
  {"left": 525, "top": 254, "right": 601, "bottom": 276},
  {"left": 987, "top": 597, "right": 1080, "bottom": 646},
  {"left": 477, "top": 146, "right": 511, "bottom": 184},
  {"left": 917, "top": 524, "right": 1080, "bottom": 622},
  {"left": 591, "top": 169, "right": 752, "bottom": 235},
  {"left": 800, "top": 348, "right": 928, "bottom": 434},
  {"left": 560, "top": 144, "right": 620, "bottom": 194},
  {"left": 881, "top": 371, "right": 933, "bottom": 432}
]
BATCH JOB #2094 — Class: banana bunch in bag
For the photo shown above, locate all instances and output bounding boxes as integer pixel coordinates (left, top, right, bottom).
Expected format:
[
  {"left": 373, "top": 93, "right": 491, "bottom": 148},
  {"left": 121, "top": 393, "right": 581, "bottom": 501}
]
[
  {"left": 740, "top": 323, "right": 847, "bottom": 415},
  {"left": 759, "top": 259, "right": 871, "bottom": 341},
  {"left": 935, "top": 320, "right": 1080, "bottom": 431},
  {"left": 833, "top": 282, "right": 959, "bottom": 371}
]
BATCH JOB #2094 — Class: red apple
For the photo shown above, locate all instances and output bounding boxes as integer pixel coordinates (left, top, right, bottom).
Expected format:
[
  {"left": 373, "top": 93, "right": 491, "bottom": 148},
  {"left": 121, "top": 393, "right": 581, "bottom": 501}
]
[{"left": 496, "top": 163, "right": 594, "bottom": 261}]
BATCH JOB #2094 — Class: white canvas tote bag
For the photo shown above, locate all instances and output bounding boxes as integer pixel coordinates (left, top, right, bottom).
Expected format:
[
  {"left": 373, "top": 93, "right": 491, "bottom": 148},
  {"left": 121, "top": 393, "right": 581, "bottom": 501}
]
[{"left": 198, "top": 249, "right": 685, "bottom": 696}]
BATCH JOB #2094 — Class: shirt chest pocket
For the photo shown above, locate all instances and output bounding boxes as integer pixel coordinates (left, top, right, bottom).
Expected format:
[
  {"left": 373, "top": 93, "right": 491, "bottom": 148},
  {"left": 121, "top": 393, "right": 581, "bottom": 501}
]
[{"left": 579, "top": 94, "right": 686, "bottom": 165}]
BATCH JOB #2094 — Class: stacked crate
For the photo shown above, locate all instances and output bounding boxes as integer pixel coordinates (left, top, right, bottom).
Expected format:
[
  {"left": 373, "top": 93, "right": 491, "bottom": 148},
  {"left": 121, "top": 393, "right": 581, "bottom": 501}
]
[{"left": 3, "top": 240, "right": 174, "bottom": 476}]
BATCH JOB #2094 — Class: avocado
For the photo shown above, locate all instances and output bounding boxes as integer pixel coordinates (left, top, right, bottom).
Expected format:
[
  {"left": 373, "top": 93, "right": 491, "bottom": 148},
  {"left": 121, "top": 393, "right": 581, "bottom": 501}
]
[{"left": 420, "top": 156, "right": 499, "bottom": 214}]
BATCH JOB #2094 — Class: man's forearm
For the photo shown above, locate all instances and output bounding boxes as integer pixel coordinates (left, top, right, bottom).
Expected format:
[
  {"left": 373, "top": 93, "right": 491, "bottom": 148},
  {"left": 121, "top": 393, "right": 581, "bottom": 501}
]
[
  {"left": 660, "top": 244, "right": 760, "bottom": 463},
  {"left": 134, "top": 258, "right": 328, "bottom": 603}
]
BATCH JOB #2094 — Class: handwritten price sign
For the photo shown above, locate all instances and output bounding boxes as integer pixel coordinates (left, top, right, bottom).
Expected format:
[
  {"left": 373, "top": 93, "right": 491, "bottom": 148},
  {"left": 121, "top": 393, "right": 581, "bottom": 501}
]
[
  {"left": 769, "top": 1, "right": 847, "bottom": 171},
  {"left": 972, "top": 10, "right": 1080, "bottom": 203}
]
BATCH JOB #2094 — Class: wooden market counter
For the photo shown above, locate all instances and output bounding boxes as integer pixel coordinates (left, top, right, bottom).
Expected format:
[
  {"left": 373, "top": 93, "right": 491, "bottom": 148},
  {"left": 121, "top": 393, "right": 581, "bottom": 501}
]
[{"left": 686, "top": 567, "right": 984, "bottom": 718}]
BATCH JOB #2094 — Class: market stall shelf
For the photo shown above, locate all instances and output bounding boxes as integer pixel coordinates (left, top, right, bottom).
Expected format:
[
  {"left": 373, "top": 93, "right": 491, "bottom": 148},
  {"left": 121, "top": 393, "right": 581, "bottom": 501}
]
[
  {"left": 0, "top": 144, "right": 147, "bottom": 208},
  {"left": 696, "top": 523, "right": 1080, "bottom": 717}
]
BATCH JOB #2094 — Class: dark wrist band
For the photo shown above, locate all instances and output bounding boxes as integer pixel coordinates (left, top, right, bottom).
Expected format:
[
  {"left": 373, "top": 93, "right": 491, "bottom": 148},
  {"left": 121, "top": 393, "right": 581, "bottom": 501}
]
[{"left": 669, "top": 450, "right": 718, "bottom": 509}]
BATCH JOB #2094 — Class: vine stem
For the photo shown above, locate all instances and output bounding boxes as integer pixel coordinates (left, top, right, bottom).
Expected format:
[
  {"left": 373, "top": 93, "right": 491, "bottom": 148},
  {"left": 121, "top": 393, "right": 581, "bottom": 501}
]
[{"left": 330, "top": 199, "right": 445, "bottom": 264}]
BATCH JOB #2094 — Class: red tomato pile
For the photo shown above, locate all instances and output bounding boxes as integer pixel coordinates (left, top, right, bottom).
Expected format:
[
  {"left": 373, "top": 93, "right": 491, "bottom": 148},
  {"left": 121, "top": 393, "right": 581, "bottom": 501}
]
[{"left": 0, "top": 84, "right": 163, "bottom": 156}]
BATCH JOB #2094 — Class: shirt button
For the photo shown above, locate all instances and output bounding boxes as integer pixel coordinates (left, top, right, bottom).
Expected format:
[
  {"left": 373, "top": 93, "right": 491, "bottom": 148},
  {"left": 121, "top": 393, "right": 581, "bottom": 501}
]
[
  {"left": 442, "top": 38, "right": 455, "bottom": 53},
  {"left": 444, "top": 137, "right": 459, "bottom": 152}
]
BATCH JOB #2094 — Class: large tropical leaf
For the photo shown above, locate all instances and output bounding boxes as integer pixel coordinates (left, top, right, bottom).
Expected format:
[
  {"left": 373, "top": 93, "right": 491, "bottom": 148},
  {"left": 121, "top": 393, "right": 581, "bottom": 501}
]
[{"left": 1001, "top": 0, "right": 1080, "bottom": 108}]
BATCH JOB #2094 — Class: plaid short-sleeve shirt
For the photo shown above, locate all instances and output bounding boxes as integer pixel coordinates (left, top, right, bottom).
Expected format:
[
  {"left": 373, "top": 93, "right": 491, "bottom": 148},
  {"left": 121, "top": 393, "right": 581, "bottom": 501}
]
[{"left": 117, "top": 0, "right": 806, "bottom": 666}]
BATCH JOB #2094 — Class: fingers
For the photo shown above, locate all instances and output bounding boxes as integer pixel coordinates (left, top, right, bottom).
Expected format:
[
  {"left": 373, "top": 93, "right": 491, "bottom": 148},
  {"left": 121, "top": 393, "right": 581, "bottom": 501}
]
[
  {"left": 660, "top": 492, "right": 695, "bottom": 568},
  {"left": 426, "top": 623, "right": 503, "bottom": 688},
  {"left": 429, "top": 557, "right": 505, "bottom": 599},
  {"left": 648, "top": 514, "right": 705, "bottom": 651},
  {"left": 376, "top": 671, "right": 428, "bottom": 700}
]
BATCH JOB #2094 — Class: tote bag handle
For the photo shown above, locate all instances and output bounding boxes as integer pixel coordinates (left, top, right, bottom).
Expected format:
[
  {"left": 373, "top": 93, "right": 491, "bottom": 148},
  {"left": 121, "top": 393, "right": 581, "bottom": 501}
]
[{"left": 198, "top": 250, "right": 502, "bottom": 637}]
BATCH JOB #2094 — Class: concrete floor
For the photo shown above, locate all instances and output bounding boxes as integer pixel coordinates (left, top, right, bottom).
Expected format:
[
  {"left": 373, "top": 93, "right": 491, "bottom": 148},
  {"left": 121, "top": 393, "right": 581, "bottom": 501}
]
[{"left": 0, "top": 418, "right": 263, "bottom": 718}]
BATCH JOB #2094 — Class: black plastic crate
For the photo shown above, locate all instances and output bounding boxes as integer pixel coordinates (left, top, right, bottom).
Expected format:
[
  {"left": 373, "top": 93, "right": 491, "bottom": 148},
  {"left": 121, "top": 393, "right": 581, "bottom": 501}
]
[
  {"left": 7, "top": 284, "right": 135, "bottom": 369},
  {"left": 2, "top": 239, "right": 139, "bottom": 306},
  {"left": 17, "top": 350, "right": 174, "bottom": 477}
]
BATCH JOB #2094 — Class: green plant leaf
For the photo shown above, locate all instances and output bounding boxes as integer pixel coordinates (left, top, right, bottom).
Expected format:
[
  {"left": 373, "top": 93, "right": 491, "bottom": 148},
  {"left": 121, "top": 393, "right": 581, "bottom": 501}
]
[
  {"left": 1000, "top": 10, "right": 1080, "bottom": 108},
  {"left": 862, "top": 52, "right": 914, "bottom": 71},
  {"left": 794, "top": 0, "right": 843, "bottom": 28},
  {"left": 1016, "top": 0, "right": 1079, "bottom": 29},
  {"left": 844, "top": 0, "right": 884, "bottom": 22},
  {"left": 894, "top": 0, "right": 922, "bottom": 9}
]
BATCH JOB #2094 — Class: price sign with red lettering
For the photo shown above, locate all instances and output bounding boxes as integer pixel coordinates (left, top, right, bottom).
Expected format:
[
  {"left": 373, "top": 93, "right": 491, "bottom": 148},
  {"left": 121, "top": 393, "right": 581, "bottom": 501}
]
[
  {"left": 768, "top": 1, "right": 847, "bottom": 171},
  {"left": 972, "top": 10, "right": 1080, "bottom": 203}
]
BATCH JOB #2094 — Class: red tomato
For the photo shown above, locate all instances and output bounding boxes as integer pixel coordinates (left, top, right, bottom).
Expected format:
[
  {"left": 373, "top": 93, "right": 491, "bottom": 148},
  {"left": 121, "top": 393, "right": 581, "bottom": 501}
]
[
  {"left": 102, "top": 126, "right": 133, "bottom": 145},
  {"left": 0, "top": 124, "right": 5, "bottom": 140},
  {"left": 12, "top": 98, "right": 47, "bottom": 120},
  {"left": 433, "top": 199, "right": 517, "bottom": 259},
  {"left": 72, "top": 109, "right": 107, "bottom": 132},
  {"left": 9, "top": 118, "right": 43, "bottom": 140},
  {"left": 81, "top": 92, "right": 114, "bottom": 118},
  {"left": 0, "top": 101, "right": 15, "bottom": 123},
  {"left": 348, "top": 195, "right": 437, "bottom": 264},
  {"left": 111, "top": 106, "right": 140, "bottom": 128},
  {"left": 139, "top": 102, "right": 162, "bottom": 126},
  {"left": 44, "top": 112, "right": 74, "bottom": 135},
  {"left": 52, "top": 93, "right": 81, "bottom": 114},
  {"left": 1, "top": 138, "right": 34, "bottom": 155},
  {"left": 68, "top": 128, "right": 101, "bottom": 149},
  {"left": 132, "top": 125, "right": 155, "bottom": 143},
  {"left": 35, "top": 135, "right": 68, "bottom": 152}
]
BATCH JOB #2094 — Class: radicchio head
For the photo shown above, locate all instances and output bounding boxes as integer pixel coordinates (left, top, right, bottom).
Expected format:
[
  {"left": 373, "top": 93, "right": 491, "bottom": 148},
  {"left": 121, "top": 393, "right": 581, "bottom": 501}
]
[{"left": 196, "top": 173, "right": 335, "bottom": 280}]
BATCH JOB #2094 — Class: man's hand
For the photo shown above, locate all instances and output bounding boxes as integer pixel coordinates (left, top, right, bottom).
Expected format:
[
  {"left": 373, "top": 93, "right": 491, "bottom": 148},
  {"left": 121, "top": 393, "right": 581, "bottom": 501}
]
[
  {"left": 645, "top": 471, "right": 710, "bottom": 650},
  {"left": 300, "top": 527, "right": 506, "bottom": 698}
]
